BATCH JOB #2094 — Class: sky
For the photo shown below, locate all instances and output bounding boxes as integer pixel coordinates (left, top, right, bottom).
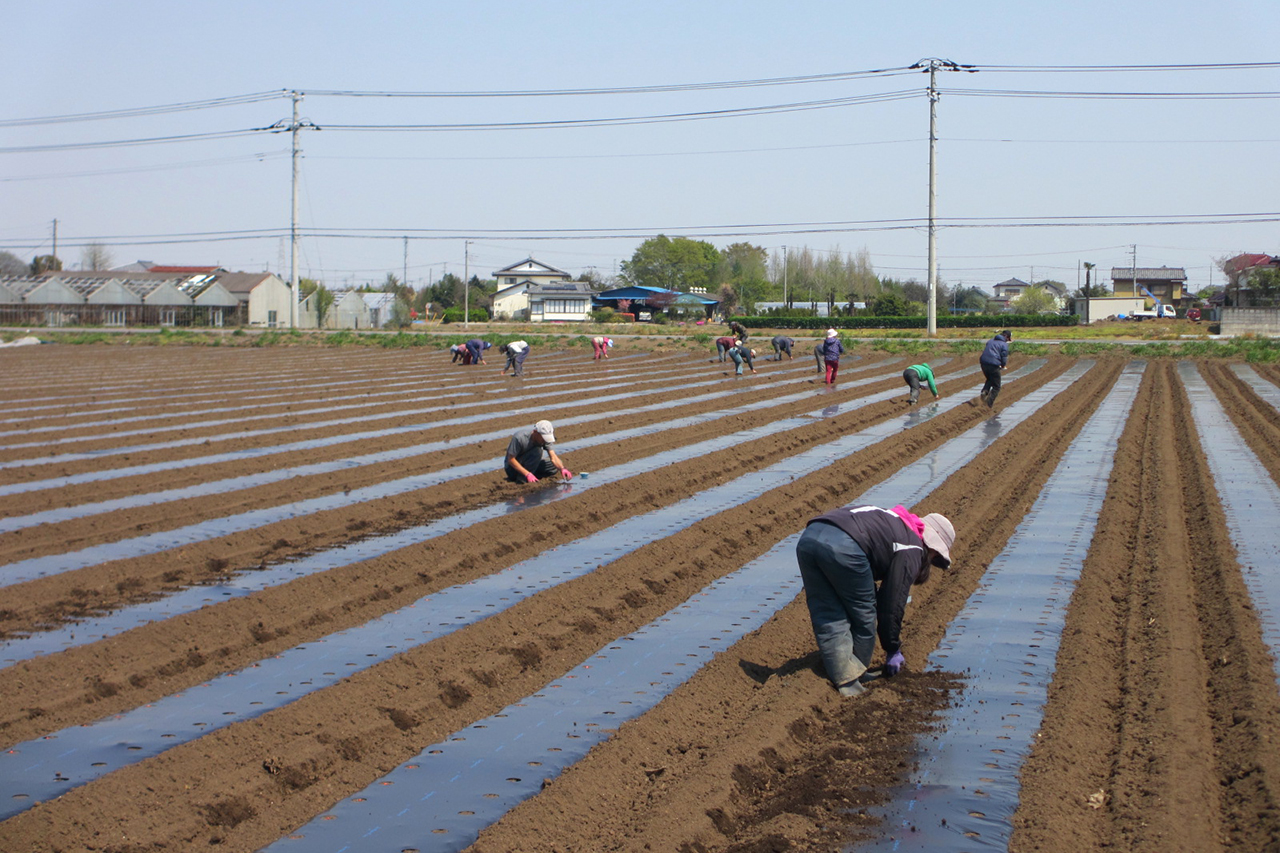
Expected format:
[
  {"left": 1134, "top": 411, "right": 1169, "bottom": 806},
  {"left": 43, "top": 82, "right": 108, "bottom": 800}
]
[{"left": 3, "top": 1, "right": 1278, "bottom": 295}]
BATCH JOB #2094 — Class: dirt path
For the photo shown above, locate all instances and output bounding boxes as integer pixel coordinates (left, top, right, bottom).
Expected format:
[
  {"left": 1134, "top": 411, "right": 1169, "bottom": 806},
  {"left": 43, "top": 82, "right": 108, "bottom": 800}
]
[{"left": 0, "top": 345, "right": 1277, "bottom": 853}]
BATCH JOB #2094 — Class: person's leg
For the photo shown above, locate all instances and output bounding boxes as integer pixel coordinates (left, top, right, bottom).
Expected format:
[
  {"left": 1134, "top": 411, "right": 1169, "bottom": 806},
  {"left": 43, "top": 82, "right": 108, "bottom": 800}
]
[
  {"left": 515, "top": 349, "right": 528, "bottom": 376},
  {"left": 825, "top": 359, "right": 839, "bottom": 384},
  {"left": 717, "top": 342, "right": 727, "bottom": 361},
  {"left": 797, "top": 523, "right": 873, "bottom": 687},
  {"left": 815, "top": 346, "right": 825, "bottom": 374},
  {"left": 987, "top": 369, "right": 1003, "bottom": 407},
  {"left": 730, "top": 350, "right": 743, "bottom": 375},
  {"left": 981, "top": 362, "right": 1002, "bottom": 407},
  {"left": 903, "top": 368, "right": 921, "bottom": 403}
]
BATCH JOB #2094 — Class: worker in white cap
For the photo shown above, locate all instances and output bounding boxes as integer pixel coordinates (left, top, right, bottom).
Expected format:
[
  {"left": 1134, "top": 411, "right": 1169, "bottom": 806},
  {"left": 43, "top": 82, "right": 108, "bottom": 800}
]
[
  {"left": 504, "top": 420, "right": 573, "bottom": 483},
  {"left": 795, "top": 503, "right": 955, "bottom": 697}
]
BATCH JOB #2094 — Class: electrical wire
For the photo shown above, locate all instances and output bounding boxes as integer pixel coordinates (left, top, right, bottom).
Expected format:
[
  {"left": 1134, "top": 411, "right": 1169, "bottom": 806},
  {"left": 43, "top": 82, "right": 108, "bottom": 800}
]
[
  {"left": 0, "top": 128, "right": 270, "bottom": 154},
  {"left": 7, "top": 212, "right": 1275, "bottom": 250},
  {"left": 320, "top": 90, "right": 922, "bottom": 132},
  {"left": 941, "top": 87, "right": 1280, "bottom": 100},
  {"left": 301, "top": 67, "right": 918, "bottom": 98},
  {"left": 0, "top": 150, "right": 290, "bottom": 182},
  {"left": 0, "top": 91, "right": 289, "bottom": 128}
]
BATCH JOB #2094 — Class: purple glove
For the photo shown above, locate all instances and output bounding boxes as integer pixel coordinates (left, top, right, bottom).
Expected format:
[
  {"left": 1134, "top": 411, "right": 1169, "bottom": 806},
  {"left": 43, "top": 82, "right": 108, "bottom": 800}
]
[
  {"left": 885, "top": 651, "right": 906, "bottom": 676},
  {"left": 561, "top": 468, "right": 573, "bottom": 480},
  {"left": 525, "top": 473, "right": 538, "bottom": 483}
]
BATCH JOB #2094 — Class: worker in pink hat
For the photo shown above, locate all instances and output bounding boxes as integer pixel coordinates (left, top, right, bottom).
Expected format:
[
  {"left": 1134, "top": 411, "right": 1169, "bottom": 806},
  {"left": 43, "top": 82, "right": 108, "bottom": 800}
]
[{"left": 795, "top": 503, "right": 955, "bottom": 697}]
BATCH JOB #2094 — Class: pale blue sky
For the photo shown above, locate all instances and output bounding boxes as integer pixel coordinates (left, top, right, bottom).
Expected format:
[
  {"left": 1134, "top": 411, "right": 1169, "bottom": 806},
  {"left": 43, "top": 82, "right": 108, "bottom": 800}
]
[{"left": 3, "top": 1, "right": 1277, "bottom": 293}]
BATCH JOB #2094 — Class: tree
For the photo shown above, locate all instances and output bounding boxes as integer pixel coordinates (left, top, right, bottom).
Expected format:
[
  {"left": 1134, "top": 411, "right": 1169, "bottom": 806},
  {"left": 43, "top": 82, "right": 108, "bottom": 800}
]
[
  {"left": 871, "top": 291, "right": 911, "bottom": 316},
  {"left": 1009, "top": 286, "right": 1060, "bottom": 314},
  {"left": 0, "top": 251, "right": 28, "bottom": 276},
  {"left": 299, "top": 280, "right": 335, "bottom": 327},
  {"left": 79, "top": 242, "right": 113, "bottom": 270},
  {"left": 950, "top": 285, "right": 990, "bottom": 312},
  {"left": 620, "top": 235, "right": 721, "bottom": 292},
  {"left": 721, "top": 242, "right": 768, "bottom": 313},
  {"left": 30, "top": 254, "right": 62, "bottom": 274}
]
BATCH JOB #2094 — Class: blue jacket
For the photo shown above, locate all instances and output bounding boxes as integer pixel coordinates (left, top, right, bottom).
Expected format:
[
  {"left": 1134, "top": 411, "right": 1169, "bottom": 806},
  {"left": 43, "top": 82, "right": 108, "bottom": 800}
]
[
  {"left": 980, "top": 335, "right": 1008, "bottom": 367},
  {"left": 820, "top": 337, "right": 844, "bottom": 361}
]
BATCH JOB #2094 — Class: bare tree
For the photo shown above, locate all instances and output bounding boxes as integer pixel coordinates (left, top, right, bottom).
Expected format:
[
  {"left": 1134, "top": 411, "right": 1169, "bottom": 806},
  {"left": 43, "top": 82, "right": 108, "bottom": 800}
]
[
  {"left": 79, "top": 243, "right": 114, "bottom": 271},
  {"left": 0, "top": 251, "right": 28, "bottom": 276}
]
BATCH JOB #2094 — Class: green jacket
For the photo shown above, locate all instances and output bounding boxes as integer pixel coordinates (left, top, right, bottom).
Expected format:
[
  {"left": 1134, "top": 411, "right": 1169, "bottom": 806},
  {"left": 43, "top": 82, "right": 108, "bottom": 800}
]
[{"left": 908, "top": 363, "right": 938, "bottom": 396}]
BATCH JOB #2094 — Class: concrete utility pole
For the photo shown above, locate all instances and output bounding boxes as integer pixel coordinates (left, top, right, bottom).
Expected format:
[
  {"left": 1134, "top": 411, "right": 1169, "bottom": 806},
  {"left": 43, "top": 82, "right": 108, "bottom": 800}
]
[
  {"left": 464, "top": 240, "right": 472, "bottom": 331},
  {"left": 782, "top": 245, "right": 788, "bottom": 307},
  {"left": 272, "top": 91, "right": 317, "bottom": 330},
  {"left": 912, "top": 58, "right": 975, "bottom": 336}
]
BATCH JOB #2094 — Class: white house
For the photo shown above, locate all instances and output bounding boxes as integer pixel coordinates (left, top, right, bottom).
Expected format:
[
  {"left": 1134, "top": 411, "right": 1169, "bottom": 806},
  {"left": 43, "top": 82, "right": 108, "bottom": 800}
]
[
  {"left": 528, "top": 281, "right": 594, "bottom": 322},
  {"left": 491, "top": 258, "right": 574, "bottom": 320}
]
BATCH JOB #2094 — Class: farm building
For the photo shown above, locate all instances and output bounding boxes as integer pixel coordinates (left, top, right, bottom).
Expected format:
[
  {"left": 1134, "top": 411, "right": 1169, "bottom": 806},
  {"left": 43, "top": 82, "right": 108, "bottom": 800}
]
[{"left": 0, "top": 269, "right": 307, "bottom": 328}]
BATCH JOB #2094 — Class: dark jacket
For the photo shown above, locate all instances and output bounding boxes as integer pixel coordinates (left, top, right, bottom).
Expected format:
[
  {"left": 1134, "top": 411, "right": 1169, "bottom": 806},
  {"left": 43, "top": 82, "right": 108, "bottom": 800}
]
[
  {"left": 980, "top": 335, "right": 1009, "bottom": 367},
  {"left": 806, "top": 505, "right": 928, "bottom": 656},
  {"left": 820, "top": 337, "right": 844, "bottom": 361}
]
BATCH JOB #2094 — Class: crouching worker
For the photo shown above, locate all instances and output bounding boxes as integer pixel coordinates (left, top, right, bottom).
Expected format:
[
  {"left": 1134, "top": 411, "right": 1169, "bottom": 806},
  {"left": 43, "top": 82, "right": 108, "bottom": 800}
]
[
  {"left": 795, "top": 503, "right": 954, "bottom": 697},
  {"left": 902, "top": 362, "right": 939, "bottom": 405},
  {"left": 504, "top": 419, "right": 572, "bottom": 483},
  {"left": 500, "top": 340, "right": 529, "bottom": 376}
]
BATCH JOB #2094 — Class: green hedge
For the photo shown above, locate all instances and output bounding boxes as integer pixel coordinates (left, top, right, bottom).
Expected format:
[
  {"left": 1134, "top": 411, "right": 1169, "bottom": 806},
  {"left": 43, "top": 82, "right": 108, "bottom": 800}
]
[
  {"left": 730, "top": 314, "right": 1078, "bottom": 330},
  {"left": 441, "top": 307, "right": 491, "bottom": 323}
]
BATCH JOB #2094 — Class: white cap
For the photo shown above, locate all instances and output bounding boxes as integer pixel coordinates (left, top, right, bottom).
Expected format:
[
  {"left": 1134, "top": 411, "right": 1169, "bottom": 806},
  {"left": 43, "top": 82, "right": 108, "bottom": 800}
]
[
  {"left": 534, "top": 420, "right": 555, "bottom": 444},
  {"left": 826, "top": 328, "right": 838, "bottom": 338}
]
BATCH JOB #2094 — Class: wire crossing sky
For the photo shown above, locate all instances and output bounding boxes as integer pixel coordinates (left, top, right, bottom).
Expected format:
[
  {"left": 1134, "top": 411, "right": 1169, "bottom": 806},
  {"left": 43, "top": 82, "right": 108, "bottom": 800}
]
[{"left": 3, "top": 1, "right": 1277, "bottom": 290}]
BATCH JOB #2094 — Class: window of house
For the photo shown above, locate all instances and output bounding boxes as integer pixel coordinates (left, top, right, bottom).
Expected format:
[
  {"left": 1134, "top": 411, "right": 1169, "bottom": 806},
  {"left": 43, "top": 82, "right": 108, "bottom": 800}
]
[
  {"left": 267, "top": 309, "right": 278, "bottom": 327},
  {"left": 105, "top": 310, "right": 126, "bottom": 327}
]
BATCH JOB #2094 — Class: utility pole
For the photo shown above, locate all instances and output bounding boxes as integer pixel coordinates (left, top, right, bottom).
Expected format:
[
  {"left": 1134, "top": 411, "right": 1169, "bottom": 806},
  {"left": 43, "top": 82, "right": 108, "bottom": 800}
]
[
  {"left": 782, "top": 245, "right": 788, "bottom": 307},
  {"left": 51, "top": 218, "right": 58, "bottom": 266},
  {"left": 911, "top": 58, "right": 974, "bottom": 336},
  {"left": 403, "top": 236, "right": 409, "bottom": 289},
  {"left": 1131, "top": 244, "right": 1138, "bottom": 300},
  {"left": 270, "top": 91, "right": 316, "bottom": 329},
  {"left": 289, "top": 92, "right": 301, "bottom": 330},
  {"left": 463, "top": 240, "right": 472, "bottom": 331}
]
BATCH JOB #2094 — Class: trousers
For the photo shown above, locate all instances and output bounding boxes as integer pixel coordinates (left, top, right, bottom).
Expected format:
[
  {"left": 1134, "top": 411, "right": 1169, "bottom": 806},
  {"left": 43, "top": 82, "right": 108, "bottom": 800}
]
[{"left": 796, "top": 521, "right": 875, "bottom": 686}]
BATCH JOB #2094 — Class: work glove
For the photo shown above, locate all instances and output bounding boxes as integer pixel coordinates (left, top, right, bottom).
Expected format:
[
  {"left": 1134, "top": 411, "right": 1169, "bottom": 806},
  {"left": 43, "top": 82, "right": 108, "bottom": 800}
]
[
  {"left": 561, "top": 468, "right": 573, "bottom": 479},
  {"left": 525, "top": 473, "right": 538, "bottom": 483},
  {"left": 885, "top": 651, "right": 906, "bottom": 676}
]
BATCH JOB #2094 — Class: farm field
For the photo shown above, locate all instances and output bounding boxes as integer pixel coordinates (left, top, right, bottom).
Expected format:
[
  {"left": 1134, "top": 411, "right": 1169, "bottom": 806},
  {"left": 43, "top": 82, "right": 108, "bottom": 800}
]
[{"left": 1, "top": 342, "right": 1280, "bottom": 853}]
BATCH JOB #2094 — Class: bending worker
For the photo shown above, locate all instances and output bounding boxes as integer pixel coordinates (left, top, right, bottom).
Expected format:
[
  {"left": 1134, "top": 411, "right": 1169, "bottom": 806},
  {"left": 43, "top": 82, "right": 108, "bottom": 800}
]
[
  {"left": 796, "top": 503, "right": 955, "bottom": 697},
  {"left": 979, "top": 329, "right": 1012, "bottom": 408},
  {"left": 504, "top": 419, "right": 573, "bottom": 483},
  {"left": 771, "top": 335, "right": 794, "bottom": 360},
  {"left": 592, "top": 336, "right": 613, "bottom": 360},
  {"left": 465, "top": 338, "right": 492, "bottom": 366},
  {"left": 902, "top": 362, "right": 939, "bottom": 405},
  {"left": 728, "top": 340, "right": 757, "bottom": 376},
  {"left": 500, "top": 340, "right": 529, "bottom": 376},
  {"left": 714, "top": 335, "right": 736, "bottom": 362}
]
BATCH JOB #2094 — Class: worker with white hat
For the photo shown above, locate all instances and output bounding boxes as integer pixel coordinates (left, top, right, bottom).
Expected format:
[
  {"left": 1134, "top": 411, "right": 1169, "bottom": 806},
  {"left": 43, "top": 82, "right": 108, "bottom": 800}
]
[
  {"left": 795, "top": 503, "right": 955, "bottom": 697},
  {"left": 504, "top": 420, "right": 573, "bottom": 483}
]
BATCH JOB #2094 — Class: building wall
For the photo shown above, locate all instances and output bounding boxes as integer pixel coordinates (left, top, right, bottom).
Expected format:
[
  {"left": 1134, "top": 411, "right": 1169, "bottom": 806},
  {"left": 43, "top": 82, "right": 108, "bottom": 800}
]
[
  {"left": 247, "top": 277, "right": 295, "bottom": 327},
  {"left": 1222, "top": 307, "right": 1280, "bottom": 336}
]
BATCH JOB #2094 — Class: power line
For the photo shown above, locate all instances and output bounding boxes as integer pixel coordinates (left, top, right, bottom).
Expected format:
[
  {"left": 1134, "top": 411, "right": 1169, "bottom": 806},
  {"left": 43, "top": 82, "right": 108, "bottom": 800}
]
[
  {"left": 941, "top": 87, "right": 1280, "bottom": 100},
  {"left": 319, "top": 90, "right": 922, "bottom": 132},
  {"left": 301, "top": 67, "right": 919, "bottom": 98},
  {"left": 0, "top": 128, "right": 270, "bottom": 154},
  {"left": 0, "top": 91, "right": 288, "bottom": 128}
]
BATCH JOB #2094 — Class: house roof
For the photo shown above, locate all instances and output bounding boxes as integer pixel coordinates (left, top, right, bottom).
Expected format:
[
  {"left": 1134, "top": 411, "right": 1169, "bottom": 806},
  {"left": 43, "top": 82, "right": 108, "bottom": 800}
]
[
  {"left": 1223, "top": 253, "right": 1278, "bottom": 275},
  {"left": 1109, "top": 266, "right": 1187, "bottom": 281},
  {"left": 147, "top": 265, "right": 224, "bottom": 274},
  {"left": 528, "top": 281, "right": 594, "bottom": 296},
  {"left": 492, "top": 257, "right": 572, "bottom": 279}
]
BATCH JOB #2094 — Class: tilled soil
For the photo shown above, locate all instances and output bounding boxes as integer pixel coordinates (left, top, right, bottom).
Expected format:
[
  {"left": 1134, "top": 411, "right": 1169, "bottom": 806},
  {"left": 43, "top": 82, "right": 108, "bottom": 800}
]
[{"left": 1, "top": 343, "right": 1278, "bottom": 853}]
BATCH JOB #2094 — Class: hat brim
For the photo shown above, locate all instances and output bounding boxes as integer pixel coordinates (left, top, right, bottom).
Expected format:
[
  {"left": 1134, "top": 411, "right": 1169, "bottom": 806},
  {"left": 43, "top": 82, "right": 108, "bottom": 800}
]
[{"left": 921, "top": 527, "right": 951, "bottom": 568}]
